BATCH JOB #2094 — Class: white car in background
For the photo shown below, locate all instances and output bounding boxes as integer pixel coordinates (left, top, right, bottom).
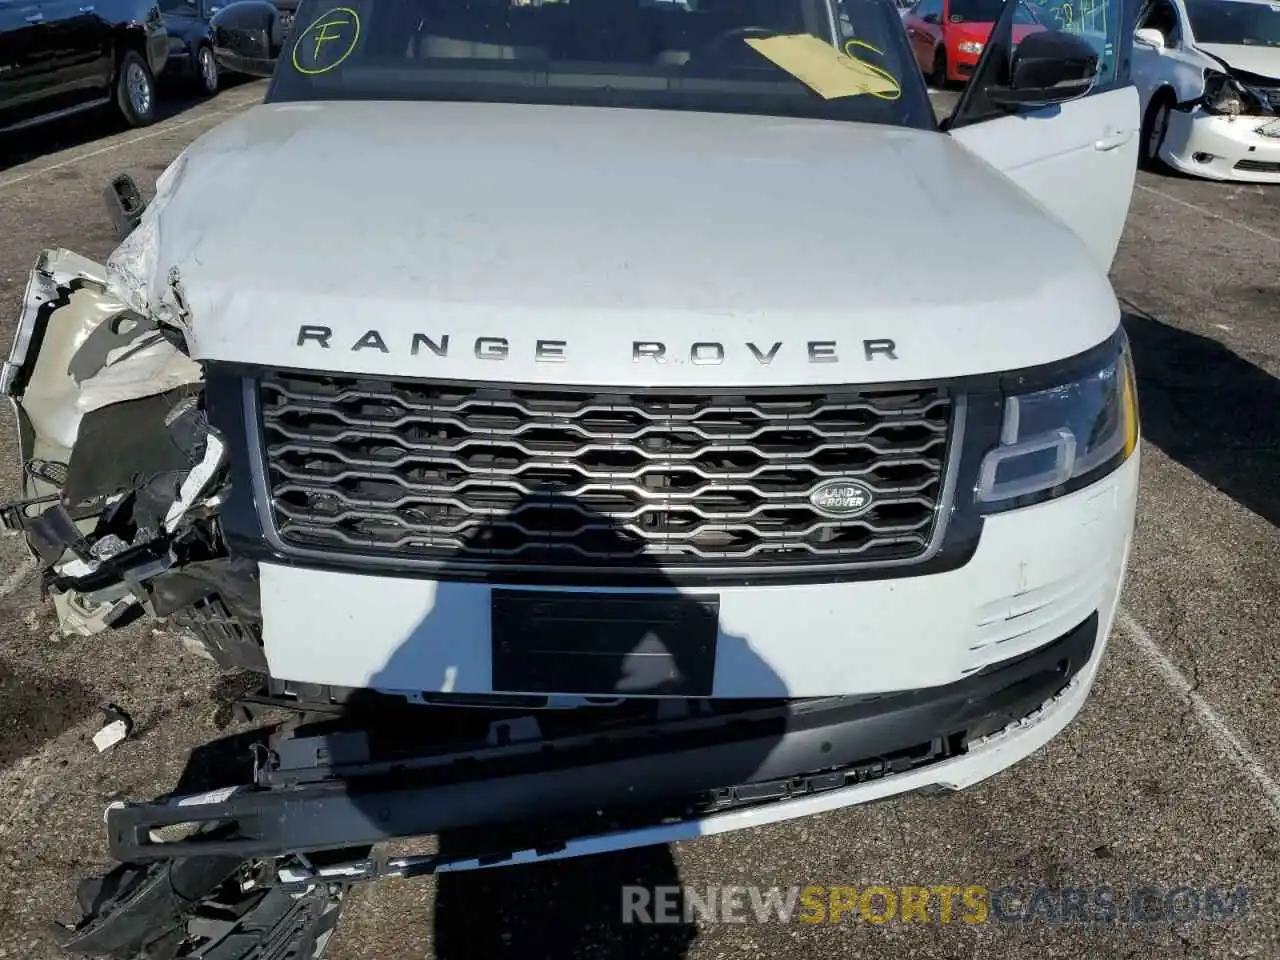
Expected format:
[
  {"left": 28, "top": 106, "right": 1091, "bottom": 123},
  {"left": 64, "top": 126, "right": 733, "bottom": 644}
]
[{"left": 1133, "top": 0, "right": 1280, "bottom": 181}]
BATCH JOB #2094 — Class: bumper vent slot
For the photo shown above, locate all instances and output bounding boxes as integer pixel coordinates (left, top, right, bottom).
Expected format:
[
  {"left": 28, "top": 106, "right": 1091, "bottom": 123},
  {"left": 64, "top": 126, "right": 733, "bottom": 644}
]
[
  {"left": 1234, "top": 158, "right": 1280, "bottom": 174},
  {"left": 257, "top": 373, "right": 955, "bottom": 574}
]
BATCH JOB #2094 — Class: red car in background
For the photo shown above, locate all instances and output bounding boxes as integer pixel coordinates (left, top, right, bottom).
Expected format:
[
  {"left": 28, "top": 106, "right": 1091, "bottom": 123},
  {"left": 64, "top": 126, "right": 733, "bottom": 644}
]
[{"left": 903, "top": 0, "right": 1046, "bottom": 87}]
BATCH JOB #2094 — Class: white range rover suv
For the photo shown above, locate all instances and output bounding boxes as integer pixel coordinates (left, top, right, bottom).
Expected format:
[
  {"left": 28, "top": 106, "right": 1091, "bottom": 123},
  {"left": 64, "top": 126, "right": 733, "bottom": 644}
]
[{"left": 3, "top": 0, "right": 1141, "bottom": 953}]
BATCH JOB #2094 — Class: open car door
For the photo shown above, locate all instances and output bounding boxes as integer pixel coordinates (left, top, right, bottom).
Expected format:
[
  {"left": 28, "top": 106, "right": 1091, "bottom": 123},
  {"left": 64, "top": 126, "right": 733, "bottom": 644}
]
[{"left": 943, "top": 0, "right": 1140, "bottom": 270}]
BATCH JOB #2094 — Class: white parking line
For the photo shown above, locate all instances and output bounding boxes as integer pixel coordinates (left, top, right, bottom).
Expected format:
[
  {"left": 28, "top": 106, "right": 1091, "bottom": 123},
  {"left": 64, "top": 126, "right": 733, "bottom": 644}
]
[
  {"left": 1136, "top": 182, "right": 1280, "bottom": 245},
  {"left": 0, "top": 92, "right": 264, "bottom": 194},
  {"left": 1118, "top": 608, "right": 1280, "bottom": 825}
]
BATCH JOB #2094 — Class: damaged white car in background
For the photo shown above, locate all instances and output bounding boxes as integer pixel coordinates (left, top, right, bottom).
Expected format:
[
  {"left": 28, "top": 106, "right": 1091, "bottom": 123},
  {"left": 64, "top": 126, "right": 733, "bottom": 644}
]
[{"left": 1133, "top": 0, "right": 1280, "bottom": 181}]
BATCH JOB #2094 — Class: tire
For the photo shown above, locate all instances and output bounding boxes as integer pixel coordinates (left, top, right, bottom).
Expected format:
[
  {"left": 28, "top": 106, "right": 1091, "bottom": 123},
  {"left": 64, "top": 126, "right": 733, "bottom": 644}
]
[
  {"left": 115, "top": 49, "right": 157, "bottom": 127},
  {"left": 196, "top": 44, "right": 220, "bottom": 96},
  {"left": 1140, "top": 91, "right": 1174, "bottom": 173},
  {"left": 931, "top": 50, "right": 949, "bottom": 90}
]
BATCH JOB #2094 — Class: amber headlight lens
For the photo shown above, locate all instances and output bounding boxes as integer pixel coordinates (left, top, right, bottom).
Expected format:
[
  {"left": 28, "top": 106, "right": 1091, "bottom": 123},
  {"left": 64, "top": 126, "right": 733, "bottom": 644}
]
[{"left": 977, "top": 336, "right": 1138, "bottom": 506}]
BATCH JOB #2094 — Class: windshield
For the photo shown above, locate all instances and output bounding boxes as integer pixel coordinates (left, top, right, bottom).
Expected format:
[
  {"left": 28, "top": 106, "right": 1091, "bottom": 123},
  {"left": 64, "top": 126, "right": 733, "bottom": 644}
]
[
  {"left": 1187, "top": 0, "right": 1280, "bottom": 45},
  {"left": 266, "top": 0, "right": 936, "bottom": 129},
  {"left": 948, "top": 0, "right": 1036, "bottom": 22}
]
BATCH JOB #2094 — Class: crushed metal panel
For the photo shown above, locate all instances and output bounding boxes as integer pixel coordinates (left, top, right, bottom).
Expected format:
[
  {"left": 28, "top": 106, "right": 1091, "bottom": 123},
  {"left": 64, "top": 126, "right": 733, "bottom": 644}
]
[
  {"left": 4, "top": 249, "right": 204, "bottom": 518},
  {"left": 52, "top": 589, "right": 137, "bottom": 638},
  {"left": 0, "top": 248, "right": 212, "bottom": 636},
  {"left": 77, "top": 333, "right": 203, "bottom": 415},
  {"left": 6, "top": 251, "right": 132, "bottom": 511},
  {"left": 0, "top": 248, "right": 110, "bottom": 397},
  {"left": 62, "top": 387, "right": 207, "bottom": 526}
]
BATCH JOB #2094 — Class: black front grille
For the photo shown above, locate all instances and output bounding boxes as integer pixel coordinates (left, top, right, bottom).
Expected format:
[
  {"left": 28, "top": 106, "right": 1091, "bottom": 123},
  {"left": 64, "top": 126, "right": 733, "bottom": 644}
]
[
  {"left": 257, "top": 373, "right": 956, "bottom": 573},
  {"left": 1234, "top": 159, "right": 1280, "bottom": 173}
]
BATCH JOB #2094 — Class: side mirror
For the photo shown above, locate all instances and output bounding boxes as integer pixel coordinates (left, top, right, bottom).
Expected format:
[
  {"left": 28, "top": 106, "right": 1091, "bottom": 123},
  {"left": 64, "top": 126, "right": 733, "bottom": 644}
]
[
  {"left": 1133, "top": 26, "right": 1165, "bottom": 48},
  {"left": 210, "top": 0, "right": 282, "bottom": 78},
  {"left": 987, "top": 28, "right": 1099, "bottom": 107},
  {"left": 103, "top": 174, "right": 146, "bottom": 240}
]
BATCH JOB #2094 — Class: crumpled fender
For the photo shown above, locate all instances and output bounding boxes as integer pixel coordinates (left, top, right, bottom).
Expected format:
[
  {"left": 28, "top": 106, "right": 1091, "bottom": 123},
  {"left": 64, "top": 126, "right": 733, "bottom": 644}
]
[
  {"left": 2, "top": 249, "right": 203, "bottom": 510},
  {"left": 103, "top": 151, "right": 196, "bottom": 333},
  {"left": 1162, "top": 48, "right": 1215, "bottom": 108},
  {"left": 102, "top": 118, "right": 285, "bottom": 340},
  {"left": 1, "top": 248, "right": 208, "bottom": 641},
  {"left": 1159, "top": 47, "right": 1276, "bottom": 114}
]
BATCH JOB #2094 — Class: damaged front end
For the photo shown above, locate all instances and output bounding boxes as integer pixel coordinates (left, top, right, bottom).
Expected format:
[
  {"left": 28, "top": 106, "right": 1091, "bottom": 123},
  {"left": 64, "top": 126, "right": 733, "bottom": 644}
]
[
  {"left": 0, "top": 173, "right": 1114, "bottom": 958},
  {"left": 1, "top": 187, "right": 262, "bottom": 667},
  {"left": 1198, "top": 67, "right": 1277, "bottom": 118}
]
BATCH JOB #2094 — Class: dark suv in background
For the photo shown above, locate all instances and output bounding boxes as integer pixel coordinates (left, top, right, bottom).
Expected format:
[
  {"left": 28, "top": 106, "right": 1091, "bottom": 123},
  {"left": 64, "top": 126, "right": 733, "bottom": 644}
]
[
  {"left": 158, "top": 0, "right": 297, "bottom": 95},
  {"left": 158, "top": 0, "right": 223, "bottom": 95},
  {"left": 0, "top": 0, "right": 168, "bottom": 134}
]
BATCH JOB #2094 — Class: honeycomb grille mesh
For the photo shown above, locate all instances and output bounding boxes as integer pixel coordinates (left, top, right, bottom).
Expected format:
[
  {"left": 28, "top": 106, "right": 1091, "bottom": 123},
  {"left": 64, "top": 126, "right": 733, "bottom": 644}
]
[{"left": 258, "top": 373, "right": 955, "bottom": 572}]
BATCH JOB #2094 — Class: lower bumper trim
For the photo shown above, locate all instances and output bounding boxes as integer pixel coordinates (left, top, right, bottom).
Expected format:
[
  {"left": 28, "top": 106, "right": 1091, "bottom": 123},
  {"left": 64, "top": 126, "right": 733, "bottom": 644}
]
[{"left": 106, "top": 614, "right": 1098, "bottom": 862}]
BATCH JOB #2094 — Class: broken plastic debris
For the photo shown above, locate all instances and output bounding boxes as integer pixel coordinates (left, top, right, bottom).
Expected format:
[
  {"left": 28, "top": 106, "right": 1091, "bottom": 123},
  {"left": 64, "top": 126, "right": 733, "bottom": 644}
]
[
  {"left": 92, "top": 721, "right": 128, "bottom": 753},
  {"left": 164, "top": 434, "right": 227, "bottom": 532},
  {"left": 89, "top": 535, "right": 129, "bottom": 561},
  {"left": 745, "top": 34, "right": 900, "bottom": 99},
  {"left": 149, "top": 821, "right": 205, "bottom": 844},
  {"left": 53, "top": 590, "right": 138, "bottom": 638},
  {"left": 175, "top": 785, "right": 241, "bottom": 807},
  {"left": 93, "top": 705, "right": 134, "bottom": 752},
  {"left": 55, "top": 557, "right": 98, "bottom": 579},
  {"left": 75, "top": 335, "right": 203, "bottom": 416}
]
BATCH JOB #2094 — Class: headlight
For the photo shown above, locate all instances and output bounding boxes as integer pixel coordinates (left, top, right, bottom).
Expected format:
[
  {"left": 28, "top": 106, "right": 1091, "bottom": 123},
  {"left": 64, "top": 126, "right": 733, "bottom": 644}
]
[
  {"left": 976, "top": 336, "right": 1139, "bottom": 508},
  {"left": 958, "top": 40, "right": 984, "bottom": 54},
  {"left": 1201, "top": 71, "right": 1266, "bottom": 116}
]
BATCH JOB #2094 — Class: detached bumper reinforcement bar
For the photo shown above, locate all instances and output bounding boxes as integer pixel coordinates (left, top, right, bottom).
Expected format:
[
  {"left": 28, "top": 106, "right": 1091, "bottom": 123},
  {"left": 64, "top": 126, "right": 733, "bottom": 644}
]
[{"left": 106, "top": 614, "right": 1098, "bottom": 862}]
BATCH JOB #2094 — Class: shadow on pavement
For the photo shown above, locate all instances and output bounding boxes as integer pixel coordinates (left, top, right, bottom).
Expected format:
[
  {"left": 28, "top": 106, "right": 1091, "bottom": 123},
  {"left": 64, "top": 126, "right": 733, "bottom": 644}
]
[
  {"left": 1122, "top": 306, "right": 1280, "bottom": 527},
  {"left": 0, "top": 75, "right": 258, "bottom": 175},
  {"left": 163, "top": 720, "right": 703, "bottom": 958},
  {"left": 139, "top": 489, "right": 786, "bottom": 957},
  {"left": 333, "top": 490, "right": 783, "bottom": 958},
  {"left": 0, "top": 656, "right": 98, "bottom": 772}
]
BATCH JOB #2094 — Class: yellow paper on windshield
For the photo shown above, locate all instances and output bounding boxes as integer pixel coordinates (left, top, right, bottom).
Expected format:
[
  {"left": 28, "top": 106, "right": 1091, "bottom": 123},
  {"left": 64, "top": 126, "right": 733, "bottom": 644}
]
[{"left": 745, "top": 33, "right": 899, "bottom": 99}]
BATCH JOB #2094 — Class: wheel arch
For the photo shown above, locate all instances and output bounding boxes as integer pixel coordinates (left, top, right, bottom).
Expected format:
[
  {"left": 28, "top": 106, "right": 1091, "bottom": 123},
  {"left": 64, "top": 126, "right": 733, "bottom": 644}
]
[{"left": 110, "top": 26, "right": 153, "bottom": 75}]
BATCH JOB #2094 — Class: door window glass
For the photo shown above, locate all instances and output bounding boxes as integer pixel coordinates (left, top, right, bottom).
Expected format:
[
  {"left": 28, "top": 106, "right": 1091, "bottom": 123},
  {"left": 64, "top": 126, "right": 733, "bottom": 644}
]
[
  {"left": 1135, "top": 0, "right": 1181, "bottom": 44},
  {"left": 1027, "top": 0, "right": 1125, "bottom": 84},
  {"left": 915, "top": 0, "right": 942, "bottom": 20}
]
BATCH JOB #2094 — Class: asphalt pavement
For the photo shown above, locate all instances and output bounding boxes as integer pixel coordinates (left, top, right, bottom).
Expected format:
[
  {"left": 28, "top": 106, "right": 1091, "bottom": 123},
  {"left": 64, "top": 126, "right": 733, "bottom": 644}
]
[{"left": 0, "top": 84, "right": 1277, "bottom": 960}]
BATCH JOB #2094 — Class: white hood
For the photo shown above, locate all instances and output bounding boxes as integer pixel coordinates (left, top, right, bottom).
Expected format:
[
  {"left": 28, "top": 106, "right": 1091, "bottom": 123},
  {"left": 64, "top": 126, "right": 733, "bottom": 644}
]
[
  {"left": 109, "top": 100, "right": 1119, "bottom": 387},
  {"left": 1197, "top": 42, "right": 1280, "bottom": 79}
]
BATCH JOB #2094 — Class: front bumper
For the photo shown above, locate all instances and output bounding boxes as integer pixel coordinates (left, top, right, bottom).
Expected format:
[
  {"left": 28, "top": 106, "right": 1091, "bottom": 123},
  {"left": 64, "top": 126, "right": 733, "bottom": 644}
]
[
  {"left": 256, "top": 453, "right": 1138, "bottom": 699},
  {"left": 107, "top": 610, "right": 1102, "bottom": 867},
  {"left": 950, "top": 50, "right": 980, "bottom": 82},
  {"left": 1162, "top": 109, "right": 1280, "bottom": 182}
]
